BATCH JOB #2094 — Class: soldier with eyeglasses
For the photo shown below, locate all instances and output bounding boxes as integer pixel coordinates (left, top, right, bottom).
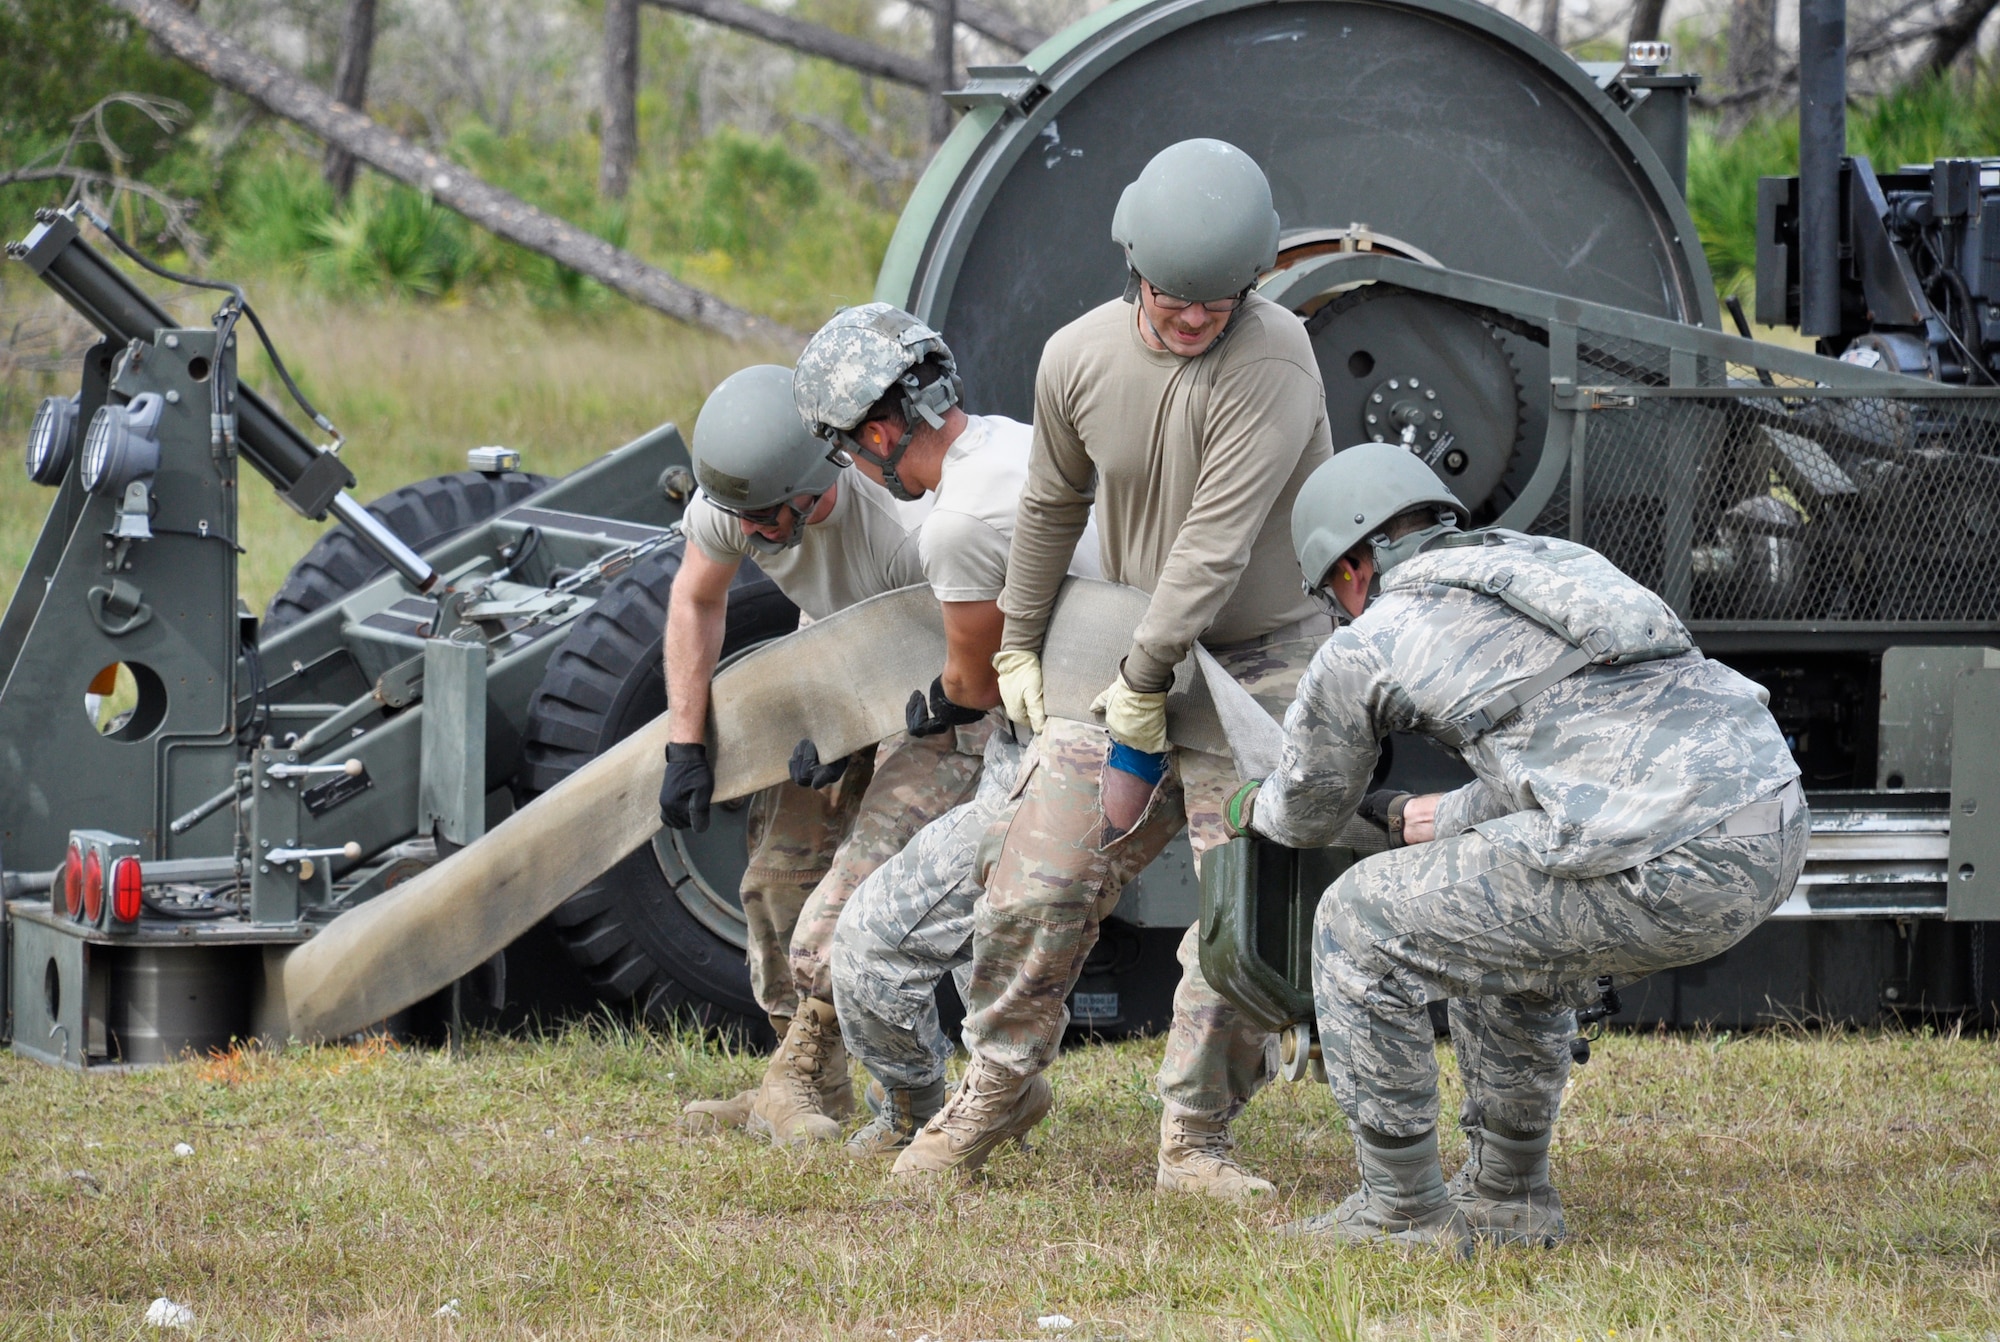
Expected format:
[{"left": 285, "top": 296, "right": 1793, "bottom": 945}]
[{"left": 873, "top": 139, "right": 1336, "bottom": 1197}]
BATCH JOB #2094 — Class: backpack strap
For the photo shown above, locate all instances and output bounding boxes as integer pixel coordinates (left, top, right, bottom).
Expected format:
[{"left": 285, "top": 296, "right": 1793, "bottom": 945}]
[{"left": 1432, "top": 643, "right": 1597, "bottom": 750}]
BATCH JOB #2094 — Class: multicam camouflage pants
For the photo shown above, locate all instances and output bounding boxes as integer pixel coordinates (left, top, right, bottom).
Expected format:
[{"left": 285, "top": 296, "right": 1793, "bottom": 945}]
[
  {"left": 1313, "top": 790, "right": 1809, "bottom": 1138},
  {"left": 832, "top": 636, "right": 1320, "bottom": 1120},
  {"left": 738, "top": 722, "right": 991, "bottom": 1022}
]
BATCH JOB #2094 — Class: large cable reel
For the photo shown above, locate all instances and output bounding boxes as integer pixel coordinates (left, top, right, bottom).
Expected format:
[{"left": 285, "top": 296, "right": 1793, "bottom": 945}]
[{"left": 878, "top": 0, "right": 1715, "bottom": 521}]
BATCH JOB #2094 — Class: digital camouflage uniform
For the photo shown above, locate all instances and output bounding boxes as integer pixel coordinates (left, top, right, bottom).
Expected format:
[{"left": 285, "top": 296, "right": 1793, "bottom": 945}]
[
  {"left": 834, "top": 632, "right": 1321, "bottom": 1116},
  {"left": 786, "top": 720, "right": 991, "bottom": 1006},
  {"left": 739, "top": 726, "right": 988, "bottom": 1021},
  {"left": 1252, "top": 534, "right": 1806, "bottom": 1137}
]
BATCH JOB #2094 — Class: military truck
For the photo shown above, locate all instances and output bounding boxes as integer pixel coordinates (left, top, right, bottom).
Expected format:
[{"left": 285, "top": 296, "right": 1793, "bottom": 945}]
[{"left": 4, "top": 0, "right": 1997, "bottom": 1067}]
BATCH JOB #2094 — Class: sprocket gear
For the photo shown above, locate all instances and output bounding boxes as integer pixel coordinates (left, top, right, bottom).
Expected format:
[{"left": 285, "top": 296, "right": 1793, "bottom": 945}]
[{"left": 1304, "top": 285, "right": 1529, "bottom": 524}]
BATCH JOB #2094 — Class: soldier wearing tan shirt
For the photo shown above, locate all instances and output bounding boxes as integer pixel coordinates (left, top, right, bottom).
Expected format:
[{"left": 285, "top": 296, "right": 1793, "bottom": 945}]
[{"left": 889, "top": 139, "right": 1335, "bottom": 1195}]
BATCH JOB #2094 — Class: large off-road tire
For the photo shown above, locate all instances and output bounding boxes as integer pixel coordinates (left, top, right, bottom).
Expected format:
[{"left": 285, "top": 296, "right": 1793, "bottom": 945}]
[
  {"left": 519, "top": 540, "right": 799, "bottom": 1038},
  {"left": 262, "top": 470, "right": 550, "bottom": 633}
]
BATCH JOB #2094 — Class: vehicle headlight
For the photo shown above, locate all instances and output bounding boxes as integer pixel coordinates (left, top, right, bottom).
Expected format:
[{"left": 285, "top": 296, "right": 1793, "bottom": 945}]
[
  {"left": 25, "top": 394, "right": 79, "bottom": 486},
  {"left": 79, "top": 392, "right": 164, "bottom": 497}
]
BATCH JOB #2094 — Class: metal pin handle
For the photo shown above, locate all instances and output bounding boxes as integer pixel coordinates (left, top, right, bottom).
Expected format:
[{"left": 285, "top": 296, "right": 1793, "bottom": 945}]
[
  {"left": 265, "top": 841, "right": 363, "bottom": 864},
  {"left": 264, "top": 758, "right": 365, "bottom": 780}
]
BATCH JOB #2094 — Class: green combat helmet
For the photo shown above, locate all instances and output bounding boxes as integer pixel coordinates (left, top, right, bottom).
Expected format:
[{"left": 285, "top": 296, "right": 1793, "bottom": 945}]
[
  {"left": 1111, "top": 138, "right": 1281, "bottom": 302},
  {"left": 692, "top": 363, "right": 843, "bottom": 554},
  {"left": 794, "top": 303, "right": 963, "bottom": 502},
  {"left": 1292, "top": 442, "right": 1469, "bottom": 599}
]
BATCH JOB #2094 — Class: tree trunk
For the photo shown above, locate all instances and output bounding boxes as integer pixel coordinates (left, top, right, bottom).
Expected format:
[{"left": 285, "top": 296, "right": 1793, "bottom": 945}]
[
  {"left": 1726, "top": 0, "right": 1779, "bottom": 95},
  {"left": 957, "top": 0, "right": 1042, "bottom": 53},
  {"left": 1538, "top": 0, "right": 1561, "bottom": 46},
  {"left": 930, "top": 0, "right": 956, "bottom": 145},
  {"left": 641, "top": 0, "right": 933, "bottom": 87},
  {"left": 108, "top": 0, "right": 794, "bottom": 344},
  {"left": 1918, "top": 0, "right": 2000, "bottom": 74},
  {"left": 322, "top": 0, "right": 376, "bottom": 201},
  {"left": 600, "top": 0, "right": 640, "bottom": 200},
  {"left": 1628, "top": 0, "right": 1669, "bottom": 45}
]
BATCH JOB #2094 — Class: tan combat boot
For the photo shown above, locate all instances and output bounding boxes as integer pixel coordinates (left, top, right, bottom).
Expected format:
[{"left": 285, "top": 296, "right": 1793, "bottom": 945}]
[
  {"left": 1156, "top": 1109, "right": 1276, "bottom": 1201},
  {"left": 1283, "top": 1128, "right": 1470, "bottom": 1251},
  {"left": 1447, "top": 1124, "right": 1565, "bottom": 1247},
  {"left": 748, "top": 998, "right": 847, "bottom": 1145},
  {"left": 844, "top": 1077, "right": 948, "bottom": 1158},
  {"left": 680, "top": 1008, "right": 852, "bottom": 1134},
  {"left": 681, "top": 1089, "right": 755, "bottom": 1132},
  {"left": 889, "top": 1058, "right": 1052, "bottom": 1179}
]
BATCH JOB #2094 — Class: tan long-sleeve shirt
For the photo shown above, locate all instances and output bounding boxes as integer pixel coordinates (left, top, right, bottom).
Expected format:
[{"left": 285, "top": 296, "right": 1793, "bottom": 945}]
[{"left": 999, "top": 293, "right": 1334, "bottom": 689}]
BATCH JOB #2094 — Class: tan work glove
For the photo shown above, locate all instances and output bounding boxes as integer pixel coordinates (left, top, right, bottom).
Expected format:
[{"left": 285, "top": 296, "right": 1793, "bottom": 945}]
[
  {"left": 1091, "top": 670, "right": 1169, "bottom": 754},
  {"left": 992, "top": 649, "right": 1047, "bottom": 733}
]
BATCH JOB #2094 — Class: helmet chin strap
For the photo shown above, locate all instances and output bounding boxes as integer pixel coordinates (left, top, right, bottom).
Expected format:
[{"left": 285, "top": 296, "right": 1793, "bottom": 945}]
[
  {"left": 846, "top": 422, "right": 921, "bottom": 502},
  {"left": 847, "top": 375, "right": 957, "bottom": 503}
]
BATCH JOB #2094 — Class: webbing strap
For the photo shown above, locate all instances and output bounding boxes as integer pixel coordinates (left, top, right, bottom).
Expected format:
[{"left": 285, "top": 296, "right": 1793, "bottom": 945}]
[{"left": 1432, "top": 644, "right": 1597, "bottom": 749}]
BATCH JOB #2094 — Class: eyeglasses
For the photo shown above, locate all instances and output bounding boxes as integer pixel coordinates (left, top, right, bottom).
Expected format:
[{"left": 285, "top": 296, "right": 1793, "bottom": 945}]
[
  {"left": 708, "top": 494, "right": 819, "bottom": 527},
  {"left": 1143, "top": 280, "right": 1246, "bottom": 315}
]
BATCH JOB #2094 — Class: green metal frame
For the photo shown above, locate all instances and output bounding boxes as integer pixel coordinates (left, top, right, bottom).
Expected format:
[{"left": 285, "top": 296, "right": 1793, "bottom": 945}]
[{"left": 878, "top": 0, "right": 1717, "bottom": 331}]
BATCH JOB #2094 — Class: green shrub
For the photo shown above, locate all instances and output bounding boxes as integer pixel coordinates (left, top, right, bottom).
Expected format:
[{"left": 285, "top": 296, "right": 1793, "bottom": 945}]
[
  {"left": 1690, "top": 73, "right": 2000, "bottom": 303},
  {"left": 688, "top": 129, "right": 821, "bottom": 259},
  {"left": 306, "top": 187, "right": 475, "bottom": 299}
]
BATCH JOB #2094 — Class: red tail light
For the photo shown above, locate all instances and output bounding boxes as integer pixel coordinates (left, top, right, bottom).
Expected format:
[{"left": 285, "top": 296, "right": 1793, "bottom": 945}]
[
  {"left": 111, "top": 856, "right": 143, "bottom": 923},
  {"left": 82, "top": 848, "right": 103, "bottom": 923},
  {"left": 63, "top": 842, "right": 83, "bottom": 917}
]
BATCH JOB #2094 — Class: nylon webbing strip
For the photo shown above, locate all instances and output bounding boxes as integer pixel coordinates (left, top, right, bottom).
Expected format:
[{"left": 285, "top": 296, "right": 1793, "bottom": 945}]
[{"left": 1433, "top": 644, "right": 1596, "bottom": 749}]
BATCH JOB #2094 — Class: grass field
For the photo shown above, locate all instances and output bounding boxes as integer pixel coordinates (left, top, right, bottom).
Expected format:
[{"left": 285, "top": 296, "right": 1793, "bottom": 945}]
[{"left": 3, "top": 1024, "right": 1998, "bottom": 1340}]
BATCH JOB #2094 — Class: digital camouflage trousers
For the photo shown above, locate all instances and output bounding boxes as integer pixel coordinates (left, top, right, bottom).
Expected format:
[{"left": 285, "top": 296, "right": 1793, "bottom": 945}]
[
  {"left": 835, "top": 635, "right": 1319, "bottom": 1117},
  {"left": 738, "top": 723, "right": 989, "bottom": 1020},
  {"left": 829, "top": 728, "right": 1031, "bottom": 1091},
  {"left": 1313, "top": 789, "right": 1809, "bottom": 1138}
]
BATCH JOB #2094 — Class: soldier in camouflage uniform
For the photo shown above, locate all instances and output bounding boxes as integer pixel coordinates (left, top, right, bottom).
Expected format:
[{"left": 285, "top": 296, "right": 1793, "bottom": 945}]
[
  {"left": 831, "top": 633, "right": 1315, "bottom": 1158},
  {"left": 887, "top": 140, "right": 1335, "bottom": 1196},
  {"left": 1231, "top": 443, "right": 1808, "bottom": 1248},
  {"left": 662, "top": 362, "right": 946, "bottom": 1140},
  {"left": 679, "top": 311, "right": 1101, "bottom": 1145}
]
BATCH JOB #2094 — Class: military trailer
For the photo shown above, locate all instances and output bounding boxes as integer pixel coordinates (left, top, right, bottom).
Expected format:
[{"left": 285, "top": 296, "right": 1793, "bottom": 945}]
[{"left": 5, "top": 0, "right": 1999, "bottom": 1067}]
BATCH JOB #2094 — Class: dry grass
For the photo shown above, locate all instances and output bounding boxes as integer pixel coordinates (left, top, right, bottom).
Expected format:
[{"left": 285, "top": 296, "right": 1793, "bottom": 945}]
[
  {"left": 0, "top": 271, "right": 775, "bottom": 614},
  {"left": 2, "top": 1025, "right": 1998, "bottom": 1340}
]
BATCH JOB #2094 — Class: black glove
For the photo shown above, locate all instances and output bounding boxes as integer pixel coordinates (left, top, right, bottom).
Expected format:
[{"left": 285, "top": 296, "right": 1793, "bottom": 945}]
[
  {"left": 1358, "top": 789, "right": 1413, "bottom": 847},
  {"left": 905, "top": 675, "right": 987, "bottom": 738},
  {"left": 789, "top": 737, "right": 850, "bottom": 789},
  {"left": 660, "top": 742, "right": 714, "bottom": 831}
]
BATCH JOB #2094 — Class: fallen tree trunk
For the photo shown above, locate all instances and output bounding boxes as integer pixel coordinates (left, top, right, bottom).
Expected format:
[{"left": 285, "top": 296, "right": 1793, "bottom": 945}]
[
  {"left": 642, "top": 0, "right": 935, "bottom": 86},
  {"left": 108, "top": 0, "right": 795, "bottom": 345},
  {"left": 956, "top": 0, "right": 1047, "bottom": 53}
]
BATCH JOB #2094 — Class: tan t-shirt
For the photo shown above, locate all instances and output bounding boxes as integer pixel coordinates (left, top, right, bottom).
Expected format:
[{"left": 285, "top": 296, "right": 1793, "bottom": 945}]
[
  {"left": 921, "top": 413, "right": 1103, "bottom": 602},
  {"left": 682, "top": 471, "right": 923, "bottom": 621},
  {"left": 1000, "top": 293, "right": 1334, "bottom": 689}
]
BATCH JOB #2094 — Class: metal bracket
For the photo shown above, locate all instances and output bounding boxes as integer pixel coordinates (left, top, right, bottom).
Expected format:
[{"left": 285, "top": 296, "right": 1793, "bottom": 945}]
[
  {"left": 944, "top": 65, "right": 1049, "bottom": 115},
  {"left": 85, "top": 579, "right": 152, "bottom": 637}
]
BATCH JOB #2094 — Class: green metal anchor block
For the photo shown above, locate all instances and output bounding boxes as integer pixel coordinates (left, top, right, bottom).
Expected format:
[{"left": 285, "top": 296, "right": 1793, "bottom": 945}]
[{"left": 1197, "top": 835, "right": 1355, "bottom": 1036}]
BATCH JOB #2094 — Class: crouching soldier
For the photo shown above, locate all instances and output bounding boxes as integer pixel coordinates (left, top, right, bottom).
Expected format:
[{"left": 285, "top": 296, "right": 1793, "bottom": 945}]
[{"left": 1231, "top": 443, "right": 1807, "bottom": 1248}]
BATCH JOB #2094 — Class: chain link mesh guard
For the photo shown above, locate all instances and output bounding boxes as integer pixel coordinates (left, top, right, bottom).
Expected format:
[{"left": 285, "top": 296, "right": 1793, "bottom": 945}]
[{"left": 1264, "top": 252, "right": 2000, "bottom": 638}]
